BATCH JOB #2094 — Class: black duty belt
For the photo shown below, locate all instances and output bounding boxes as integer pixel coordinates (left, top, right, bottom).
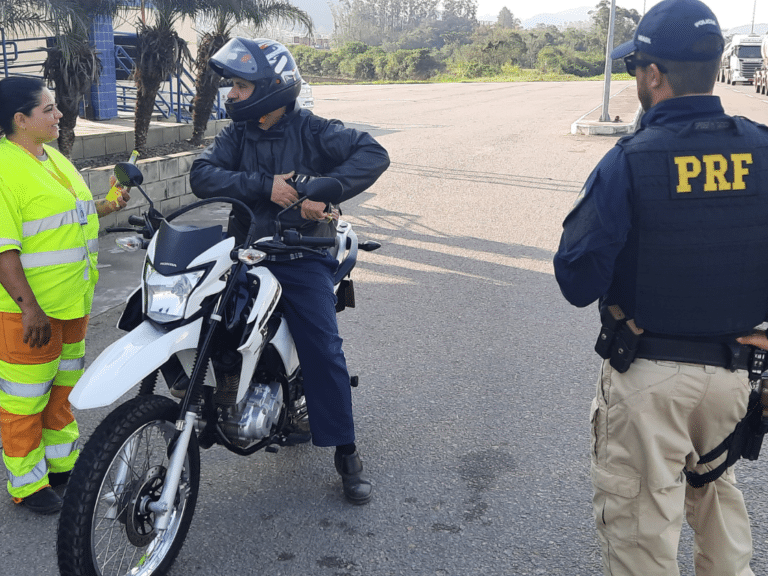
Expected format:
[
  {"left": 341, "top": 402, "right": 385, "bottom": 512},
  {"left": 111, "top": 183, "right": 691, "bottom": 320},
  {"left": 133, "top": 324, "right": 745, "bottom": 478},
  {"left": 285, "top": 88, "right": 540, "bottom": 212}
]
[{"left": 636, "top": 336, "right": 752, "bottom": 371}]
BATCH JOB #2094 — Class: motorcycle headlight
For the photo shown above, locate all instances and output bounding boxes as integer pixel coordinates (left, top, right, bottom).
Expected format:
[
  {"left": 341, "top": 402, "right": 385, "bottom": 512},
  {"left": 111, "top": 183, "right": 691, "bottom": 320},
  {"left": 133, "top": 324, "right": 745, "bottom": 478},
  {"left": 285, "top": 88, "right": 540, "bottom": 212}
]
[{"left": 143, "top": 262, "right": 205, "bottom": 323}]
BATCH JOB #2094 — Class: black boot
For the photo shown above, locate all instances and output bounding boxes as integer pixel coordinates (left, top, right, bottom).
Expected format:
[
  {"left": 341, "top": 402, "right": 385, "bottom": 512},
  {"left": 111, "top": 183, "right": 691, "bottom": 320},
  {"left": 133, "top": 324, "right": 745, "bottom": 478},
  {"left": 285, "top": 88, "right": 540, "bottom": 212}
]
[
  {"left": 49, "top": 471, "right": 71, "bottom": 488},
  {"left": 334, "top": 450, "right": 372, "bottom": 505},
  {"left": 19, "top": 486, "right": 62, "bottom": 515}
]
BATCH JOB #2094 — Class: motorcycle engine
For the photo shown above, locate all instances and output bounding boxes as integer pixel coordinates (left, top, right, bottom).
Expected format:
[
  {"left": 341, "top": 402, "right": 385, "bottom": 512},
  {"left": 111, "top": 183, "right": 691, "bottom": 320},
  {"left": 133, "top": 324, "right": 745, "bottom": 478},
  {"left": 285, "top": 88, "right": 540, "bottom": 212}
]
[{"left": 220, "top": 380, "right": 283, "bottom": 443}]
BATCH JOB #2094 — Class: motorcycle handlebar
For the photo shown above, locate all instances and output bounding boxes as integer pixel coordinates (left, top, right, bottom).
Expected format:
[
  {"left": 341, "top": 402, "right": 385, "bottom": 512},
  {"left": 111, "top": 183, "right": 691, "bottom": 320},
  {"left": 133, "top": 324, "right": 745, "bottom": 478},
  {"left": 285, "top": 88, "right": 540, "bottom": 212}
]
[
  {"left": 282, "top": 230, "right": 337, "bottom": 248},
  {"left": 128, "top": 215, "right": 144, "bottom": 227}
]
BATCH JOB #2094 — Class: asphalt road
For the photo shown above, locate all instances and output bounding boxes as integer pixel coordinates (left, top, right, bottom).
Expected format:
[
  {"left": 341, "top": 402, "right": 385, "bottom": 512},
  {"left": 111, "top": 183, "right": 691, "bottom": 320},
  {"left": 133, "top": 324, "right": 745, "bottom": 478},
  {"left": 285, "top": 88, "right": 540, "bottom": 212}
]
[{"left": 4, "top": 80, "right": 768, "bottom": 576}]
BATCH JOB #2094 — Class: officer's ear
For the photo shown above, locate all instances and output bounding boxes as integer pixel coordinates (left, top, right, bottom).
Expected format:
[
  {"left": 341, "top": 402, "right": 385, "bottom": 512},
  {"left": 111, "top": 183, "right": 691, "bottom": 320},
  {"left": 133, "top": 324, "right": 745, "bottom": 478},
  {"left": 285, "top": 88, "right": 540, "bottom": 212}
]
[{"left": 647, "top": 63, "right": 667, "bottom": 90}]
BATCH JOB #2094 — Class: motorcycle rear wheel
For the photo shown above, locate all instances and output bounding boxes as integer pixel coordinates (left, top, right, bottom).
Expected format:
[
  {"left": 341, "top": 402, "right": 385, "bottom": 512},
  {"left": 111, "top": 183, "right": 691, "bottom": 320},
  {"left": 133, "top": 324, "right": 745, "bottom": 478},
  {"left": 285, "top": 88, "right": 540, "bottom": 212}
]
[{"left": 57, "top": 395, "right": 200, "bottom": 576}]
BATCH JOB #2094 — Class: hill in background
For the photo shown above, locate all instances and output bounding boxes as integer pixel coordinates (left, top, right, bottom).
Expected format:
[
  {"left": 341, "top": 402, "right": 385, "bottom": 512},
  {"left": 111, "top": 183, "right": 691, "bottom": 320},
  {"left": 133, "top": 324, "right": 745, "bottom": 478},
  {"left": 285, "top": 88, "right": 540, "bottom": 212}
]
[
  {"left": 295, "top": 1, "right": 767, "bottom": 38},
  {"left": 724, "top": 24, "right": 768, "bottom": 36}
]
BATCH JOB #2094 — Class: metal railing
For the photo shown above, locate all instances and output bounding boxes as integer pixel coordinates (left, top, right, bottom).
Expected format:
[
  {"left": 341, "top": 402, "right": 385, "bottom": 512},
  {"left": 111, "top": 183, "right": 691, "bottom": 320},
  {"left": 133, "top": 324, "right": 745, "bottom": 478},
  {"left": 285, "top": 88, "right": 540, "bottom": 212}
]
[
  {"left": 114, "top": 47, "right": 226, "bottom": 123},
  {"left": 0, "top": 28, "right": 226, "bottom": 123},
  {"left": 0, "top": 29, "right": 48, "bottom": 79}
]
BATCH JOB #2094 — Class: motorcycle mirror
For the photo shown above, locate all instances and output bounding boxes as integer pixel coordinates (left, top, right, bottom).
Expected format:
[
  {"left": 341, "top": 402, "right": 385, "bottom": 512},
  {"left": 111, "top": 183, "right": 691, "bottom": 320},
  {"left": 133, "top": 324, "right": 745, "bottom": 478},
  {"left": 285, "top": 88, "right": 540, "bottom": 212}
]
[
  {"left": 296, "top": 177, "right": 343, "bottom": 204},
  {"left": 114, "top": 162, "right": 156, "bottom": 219},
  {"left": 114, "top": 162, "right": 143, "bottom": 187}
]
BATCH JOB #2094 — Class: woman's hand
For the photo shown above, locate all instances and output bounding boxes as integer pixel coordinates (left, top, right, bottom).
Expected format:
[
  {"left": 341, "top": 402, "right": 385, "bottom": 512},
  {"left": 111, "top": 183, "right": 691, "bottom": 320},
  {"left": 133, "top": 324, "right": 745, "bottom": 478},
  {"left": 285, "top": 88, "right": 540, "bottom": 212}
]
[
  {"left": 21, "top": 303, "right": 51, "bottom": 348},
  {"left": 96, "top": 176, "right": 131, "bottom": 218},
  {"left": 111, "top": 175, "right": 131, "bottom": 209},
  {"left": 0, "top": 251, "right": 50, "bottom": 348}
]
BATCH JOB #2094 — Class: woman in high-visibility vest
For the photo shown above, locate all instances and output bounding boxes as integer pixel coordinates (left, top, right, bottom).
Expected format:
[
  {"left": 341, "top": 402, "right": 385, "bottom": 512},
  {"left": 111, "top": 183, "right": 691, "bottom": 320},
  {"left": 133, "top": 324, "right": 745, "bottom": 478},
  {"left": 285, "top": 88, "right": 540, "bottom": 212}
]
[{"left": 0, "top": 77, "right": 130, "bottom": 514}]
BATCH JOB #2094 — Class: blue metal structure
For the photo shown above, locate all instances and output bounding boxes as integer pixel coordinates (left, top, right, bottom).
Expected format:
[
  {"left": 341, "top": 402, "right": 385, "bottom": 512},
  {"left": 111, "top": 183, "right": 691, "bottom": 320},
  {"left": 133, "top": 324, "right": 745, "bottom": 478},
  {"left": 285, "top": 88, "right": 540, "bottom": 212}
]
[{"left": 0, "top": 27, "right": 226, "bottom": 123}]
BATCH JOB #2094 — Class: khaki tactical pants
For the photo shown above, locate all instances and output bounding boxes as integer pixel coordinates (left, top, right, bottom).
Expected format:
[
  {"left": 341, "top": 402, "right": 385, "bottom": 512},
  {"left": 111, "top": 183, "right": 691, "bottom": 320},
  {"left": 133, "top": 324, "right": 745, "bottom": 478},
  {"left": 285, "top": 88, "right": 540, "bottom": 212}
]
[{"left": 591, "top": 358, "right": 754, "bottom": 576}]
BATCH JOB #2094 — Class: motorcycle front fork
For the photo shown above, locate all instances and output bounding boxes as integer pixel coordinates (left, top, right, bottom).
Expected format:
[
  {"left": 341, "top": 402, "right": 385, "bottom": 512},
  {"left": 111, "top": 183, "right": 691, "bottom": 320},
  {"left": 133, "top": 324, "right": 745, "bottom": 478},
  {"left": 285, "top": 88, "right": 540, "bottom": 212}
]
[{"left": 147, "top": 410, "right": 197, "bottom": 531}]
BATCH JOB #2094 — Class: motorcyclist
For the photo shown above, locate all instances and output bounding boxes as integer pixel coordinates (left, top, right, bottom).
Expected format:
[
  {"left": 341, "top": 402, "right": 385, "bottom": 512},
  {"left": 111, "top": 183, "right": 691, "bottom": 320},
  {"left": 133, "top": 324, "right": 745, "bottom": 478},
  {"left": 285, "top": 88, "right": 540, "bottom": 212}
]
[{"left": 189, "top": 37, "right": 389, "bottom": 505}]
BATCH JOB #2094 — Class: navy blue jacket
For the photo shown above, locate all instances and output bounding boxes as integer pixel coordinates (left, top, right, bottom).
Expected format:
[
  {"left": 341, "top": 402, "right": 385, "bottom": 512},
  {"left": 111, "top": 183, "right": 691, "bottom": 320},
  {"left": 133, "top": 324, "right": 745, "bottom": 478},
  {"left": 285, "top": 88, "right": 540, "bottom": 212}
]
[{"left": 190, "top": 104, "right": 390, "bottom": 240}]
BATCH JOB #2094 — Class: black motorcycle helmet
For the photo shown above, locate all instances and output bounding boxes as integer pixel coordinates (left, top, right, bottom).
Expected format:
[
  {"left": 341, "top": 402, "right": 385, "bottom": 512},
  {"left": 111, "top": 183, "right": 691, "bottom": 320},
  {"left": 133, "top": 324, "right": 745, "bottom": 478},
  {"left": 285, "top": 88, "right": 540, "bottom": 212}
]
[{"left": 209, "top": 37, "right": 303, "bottom": 122}]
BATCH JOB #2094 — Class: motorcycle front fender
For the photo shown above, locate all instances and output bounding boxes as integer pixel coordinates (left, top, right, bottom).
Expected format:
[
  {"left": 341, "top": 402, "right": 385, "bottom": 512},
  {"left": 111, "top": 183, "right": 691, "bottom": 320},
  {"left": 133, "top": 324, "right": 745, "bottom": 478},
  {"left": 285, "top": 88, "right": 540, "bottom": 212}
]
[{"left": 70, "top": 318, "right": 203, "bottom": 410}]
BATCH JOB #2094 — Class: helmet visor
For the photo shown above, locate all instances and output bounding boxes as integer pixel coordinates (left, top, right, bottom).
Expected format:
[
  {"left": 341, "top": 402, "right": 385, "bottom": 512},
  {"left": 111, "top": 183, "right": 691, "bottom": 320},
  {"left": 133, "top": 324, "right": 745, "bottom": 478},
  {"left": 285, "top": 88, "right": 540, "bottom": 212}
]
[{"left": 210, "top": 38, "right": 259, "bottom": 80}]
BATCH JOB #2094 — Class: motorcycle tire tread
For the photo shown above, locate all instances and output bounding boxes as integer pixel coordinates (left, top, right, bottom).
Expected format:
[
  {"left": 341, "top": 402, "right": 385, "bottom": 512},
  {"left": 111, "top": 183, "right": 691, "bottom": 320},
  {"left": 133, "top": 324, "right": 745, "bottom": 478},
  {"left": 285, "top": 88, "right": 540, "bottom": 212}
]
[{"left": 56, "top": 395, "right": 201, "bottom": 576}]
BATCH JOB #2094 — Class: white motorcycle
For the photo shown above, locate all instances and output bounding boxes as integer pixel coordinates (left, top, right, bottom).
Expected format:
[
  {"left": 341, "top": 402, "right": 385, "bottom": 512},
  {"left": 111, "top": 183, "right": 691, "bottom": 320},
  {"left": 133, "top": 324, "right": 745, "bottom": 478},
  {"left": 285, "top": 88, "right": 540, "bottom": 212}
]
[{"left": 56, "top": 162, "right": 379, "bottom": 576}]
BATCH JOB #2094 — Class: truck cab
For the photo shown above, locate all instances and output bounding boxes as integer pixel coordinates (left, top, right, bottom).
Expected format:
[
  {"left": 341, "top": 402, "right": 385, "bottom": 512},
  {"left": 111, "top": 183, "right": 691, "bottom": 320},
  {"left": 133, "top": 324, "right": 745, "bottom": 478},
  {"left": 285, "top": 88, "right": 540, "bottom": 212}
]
[{"left": 720, "top": 34, "right": 764, "bottom": 85}]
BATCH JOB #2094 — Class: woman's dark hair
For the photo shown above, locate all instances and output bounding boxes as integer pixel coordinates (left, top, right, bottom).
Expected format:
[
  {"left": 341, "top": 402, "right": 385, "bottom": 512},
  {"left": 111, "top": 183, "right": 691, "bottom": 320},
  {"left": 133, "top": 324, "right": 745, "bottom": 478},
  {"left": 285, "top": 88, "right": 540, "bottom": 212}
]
[{"left": 0, "top": 77, "right": 45, "bottom": 136}]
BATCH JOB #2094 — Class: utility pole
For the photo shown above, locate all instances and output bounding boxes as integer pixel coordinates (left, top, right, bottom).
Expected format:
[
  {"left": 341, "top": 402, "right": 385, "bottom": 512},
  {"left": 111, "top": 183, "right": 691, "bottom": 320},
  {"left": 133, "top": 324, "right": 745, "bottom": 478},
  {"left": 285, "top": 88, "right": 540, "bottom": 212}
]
[{"left": 600, "top": 0, "right": 617, "bottom": 122}]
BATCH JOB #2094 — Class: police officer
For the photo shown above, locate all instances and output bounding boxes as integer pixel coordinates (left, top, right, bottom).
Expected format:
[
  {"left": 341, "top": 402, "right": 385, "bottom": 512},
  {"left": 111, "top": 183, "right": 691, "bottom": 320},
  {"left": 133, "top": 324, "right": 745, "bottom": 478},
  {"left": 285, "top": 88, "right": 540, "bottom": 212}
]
[{"left": 554, "top": 0, "right": 768, "bottom": 574}]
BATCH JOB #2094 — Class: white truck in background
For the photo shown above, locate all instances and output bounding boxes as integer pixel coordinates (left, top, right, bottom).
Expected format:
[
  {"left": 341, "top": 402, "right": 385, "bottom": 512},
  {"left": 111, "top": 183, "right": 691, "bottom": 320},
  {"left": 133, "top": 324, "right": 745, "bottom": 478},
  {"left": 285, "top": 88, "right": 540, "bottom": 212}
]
[
  {"left": 719, "top": 34, "right": 763, "bottom": 85},
  {"left": 754, "top": 36, "right": 768, "bottom": 95}
]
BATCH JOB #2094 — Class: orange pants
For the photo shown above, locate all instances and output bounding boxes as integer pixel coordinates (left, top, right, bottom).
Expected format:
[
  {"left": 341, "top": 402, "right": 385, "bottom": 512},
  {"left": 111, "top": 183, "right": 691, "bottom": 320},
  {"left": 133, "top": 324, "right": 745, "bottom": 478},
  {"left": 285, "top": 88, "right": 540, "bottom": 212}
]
[{"left": 0, "top": 312, "right": 87, "bottom": 499}]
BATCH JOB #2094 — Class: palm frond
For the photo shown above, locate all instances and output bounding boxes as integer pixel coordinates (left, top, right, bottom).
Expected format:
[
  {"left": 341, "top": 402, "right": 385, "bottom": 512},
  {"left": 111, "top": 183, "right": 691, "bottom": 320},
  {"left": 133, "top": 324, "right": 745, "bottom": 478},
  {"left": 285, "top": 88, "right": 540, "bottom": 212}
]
[
  {"left": 0, "top": 2, "right": 52, "bottom": 36},
  {"left": 196, "top": 0, "right": 313, "bottom": 38}
]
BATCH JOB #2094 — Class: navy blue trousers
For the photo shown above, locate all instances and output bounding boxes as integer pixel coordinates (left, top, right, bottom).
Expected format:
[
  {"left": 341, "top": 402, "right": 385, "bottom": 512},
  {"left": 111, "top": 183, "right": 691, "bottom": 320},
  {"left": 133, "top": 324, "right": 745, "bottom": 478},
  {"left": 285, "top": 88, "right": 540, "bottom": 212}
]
[{"left": 264, "top": 252, "right": 355, "bottom": 447}]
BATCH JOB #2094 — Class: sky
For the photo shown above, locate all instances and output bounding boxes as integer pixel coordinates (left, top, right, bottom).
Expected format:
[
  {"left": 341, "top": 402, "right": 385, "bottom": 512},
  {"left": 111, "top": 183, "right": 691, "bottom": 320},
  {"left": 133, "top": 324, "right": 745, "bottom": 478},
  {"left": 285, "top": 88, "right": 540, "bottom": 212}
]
[{"left": 476, "top": 0, "right": 768, "bottom": 30}]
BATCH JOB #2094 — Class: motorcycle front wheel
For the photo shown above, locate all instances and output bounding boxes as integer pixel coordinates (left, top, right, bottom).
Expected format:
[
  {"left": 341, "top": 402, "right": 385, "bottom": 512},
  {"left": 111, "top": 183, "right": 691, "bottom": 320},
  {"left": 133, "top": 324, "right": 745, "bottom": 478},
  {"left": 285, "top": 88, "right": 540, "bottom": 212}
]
[{"left": 57, "top": 395, "right": 200, "bottom": 576}]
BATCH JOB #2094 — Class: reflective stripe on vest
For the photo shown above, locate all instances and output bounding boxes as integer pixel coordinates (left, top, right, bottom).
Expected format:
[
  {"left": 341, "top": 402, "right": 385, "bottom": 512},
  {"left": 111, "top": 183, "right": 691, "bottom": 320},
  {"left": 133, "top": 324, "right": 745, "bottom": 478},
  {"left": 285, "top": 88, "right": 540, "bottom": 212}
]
[
  {"left": 58, "top": 357, "right": 85, "bottom": 372},
  {"left": 45, "top": 441, "right": 77, "bottom": 460},
  {"left": 20, "top": 246, "right": 90, "bottom": 269},
  {"left": 19, "top": 237, "right": 98, "bottom": 270},
  {"left": 0, "top": 378, "right": 53, "bottom": 398},
  {"left": 8, "top": 459, "right": 46, "bottom": 488},
  {"left": 0, "top": 238, "right": 22, "bottom": 249},
  {"left": 21, "top": 202, "right": 96, "bottom": 237}
]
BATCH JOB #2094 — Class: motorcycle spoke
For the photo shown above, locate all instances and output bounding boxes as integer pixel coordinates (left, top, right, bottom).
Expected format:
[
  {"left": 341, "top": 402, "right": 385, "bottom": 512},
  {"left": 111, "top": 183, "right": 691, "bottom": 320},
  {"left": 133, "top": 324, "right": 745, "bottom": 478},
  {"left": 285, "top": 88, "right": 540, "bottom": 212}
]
[
  {"left": 89, "top": 421, "right": 185, "bottom": 576},
  {"left": 58, "top": 396, "right": 200, "bottom": 576}
]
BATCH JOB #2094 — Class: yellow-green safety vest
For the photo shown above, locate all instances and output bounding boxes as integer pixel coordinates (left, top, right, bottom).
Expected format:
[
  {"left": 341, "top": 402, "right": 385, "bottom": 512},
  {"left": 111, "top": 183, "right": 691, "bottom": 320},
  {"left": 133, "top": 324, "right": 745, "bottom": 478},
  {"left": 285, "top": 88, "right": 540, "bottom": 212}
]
[{"left": 0, "top": 138, "right": 99, "bottom": 319}]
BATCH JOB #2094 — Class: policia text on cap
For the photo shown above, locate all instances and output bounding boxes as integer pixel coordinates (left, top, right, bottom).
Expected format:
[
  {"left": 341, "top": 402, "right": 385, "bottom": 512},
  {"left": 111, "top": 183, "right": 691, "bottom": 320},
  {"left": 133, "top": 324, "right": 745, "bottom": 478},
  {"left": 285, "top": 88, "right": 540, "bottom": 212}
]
[{"left": 554, "top": 1, "right": 768, "bottom": 575}]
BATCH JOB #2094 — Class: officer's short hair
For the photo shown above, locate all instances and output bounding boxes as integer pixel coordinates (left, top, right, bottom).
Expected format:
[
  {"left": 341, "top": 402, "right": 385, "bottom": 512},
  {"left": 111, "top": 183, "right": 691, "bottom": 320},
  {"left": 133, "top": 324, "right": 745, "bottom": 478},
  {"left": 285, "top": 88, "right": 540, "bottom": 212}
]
[{"left": 638, "top": 35, "right": 721, "bottom": 96}]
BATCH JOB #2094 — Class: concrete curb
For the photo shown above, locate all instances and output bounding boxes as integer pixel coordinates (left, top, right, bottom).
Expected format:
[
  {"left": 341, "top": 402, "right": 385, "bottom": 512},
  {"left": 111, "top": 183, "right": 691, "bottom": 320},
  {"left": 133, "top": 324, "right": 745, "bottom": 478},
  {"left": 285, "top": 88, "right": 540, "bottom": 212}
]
[
  {"left": 571, "top": 84, "right": 644, "bottom": 136},
  {"left": 571, "top": 105, "right": 643, "bottom": 135}
]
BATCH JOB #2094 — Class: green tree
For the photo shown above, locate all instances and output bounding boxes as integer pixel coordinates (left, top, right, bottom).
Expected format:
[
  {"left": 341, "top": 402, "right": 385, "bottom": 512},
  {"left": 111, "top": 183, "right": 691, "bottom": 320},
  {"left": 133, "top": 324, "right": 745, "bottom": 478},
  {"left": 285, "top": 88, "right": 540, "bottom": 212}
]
[
  {"left": 443, "top": 0, "right": 477, "bottom": 20},
  {"left": 131, "top": 0, "right": 197, "bottom": 152},
  {"left": 0, "top": 0, "right": 48, "bottom": 36},
  {"left": 523, "top": 25, "right": 563, "bottom": 68},
  {"left": 1, "top": 1, "right": 124, "bottom": 157},
  {"left": 537, "top": 45, "right": 603, "bottom": 76},
  {"left": 591, "top": 0, "right": 640, "bottom": 48},
  {"left": 291, "top": 44, "right": 330, "bottom": 76},
  {"left": 496, "top": 7, "right": 520, "bottom": 29},
  {"left": 190, "top": 0, "right": 312, "bottom": 145}
]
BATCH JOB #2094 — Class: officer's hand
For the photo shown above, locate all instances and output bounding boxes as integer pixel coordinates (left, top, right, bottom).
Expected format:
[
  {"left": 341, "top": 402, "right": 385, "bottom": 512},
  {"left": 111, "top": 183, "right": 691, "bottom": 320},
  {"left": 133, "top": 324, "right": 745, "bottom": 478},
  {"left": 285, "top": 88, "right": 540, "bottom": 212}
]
[
  {"left": 737, "top": 330, "right": 768, "bottom": 351},
  {"left": 271, "top": 172, "right": 299, "bottom": 209},
  {"left": 301, "top": 199, "right": 329, "bottom": 221},
  {"left": 22, "top": 304, "right": 51, "bottom": 349}
]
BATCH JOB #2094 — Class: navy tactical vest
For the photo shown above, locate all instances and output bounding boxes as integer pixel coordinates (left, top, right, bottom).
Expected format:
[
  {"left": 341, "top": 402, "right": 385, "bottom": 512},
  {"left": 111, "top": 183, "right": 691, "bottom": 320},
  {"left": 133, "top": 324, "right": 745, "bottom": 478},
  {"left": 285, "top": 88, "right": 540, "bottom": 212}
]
[{"left": 613, "top": 115, "right": 768, "bottom": 337}]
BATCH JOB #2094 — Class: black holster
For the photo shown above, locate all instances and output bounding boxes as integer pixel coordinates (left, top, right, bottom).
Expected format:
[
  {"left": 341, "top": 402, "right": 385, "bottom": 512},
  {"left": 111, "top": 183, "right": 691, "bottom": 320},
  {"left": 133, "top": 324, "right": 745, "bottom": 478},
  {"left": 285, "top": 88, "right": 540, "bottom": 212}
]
[
  {"left": 685, "top": 387, "right": 768, "bottom": 487},
  {"left": 594, "top": 305, "right": 643, "bottom": 373},
  {"left": 595, "top": 305, "right": 625, "bottom": 359},
  {"left": 685, "top": 347, "right": 768, "bottom": 487},
  {"left": 609, "top": 320, "right": 643, "bottom": 374}
]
